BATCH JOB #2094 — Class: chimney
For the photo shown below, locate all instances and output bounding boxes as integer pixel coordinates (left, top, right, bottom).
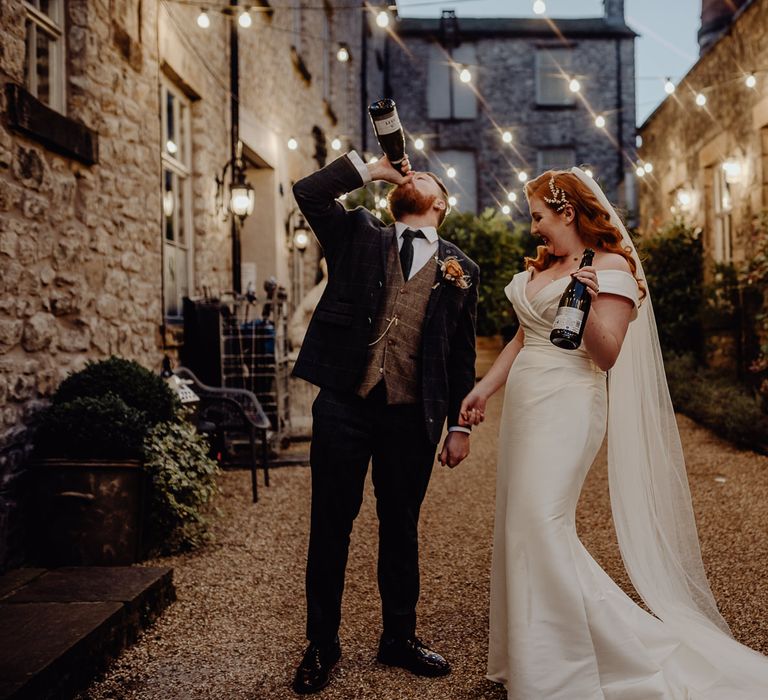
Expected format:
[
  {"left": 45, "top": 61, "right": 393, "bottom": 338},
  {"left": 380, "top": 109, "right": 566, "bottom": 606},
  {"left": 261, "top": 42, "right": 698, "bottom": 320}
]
[
  {"left": 698, "top": 0, "right": 749, "bottom": 54},
  {"left": 603, "top": 0, "right": 625, "bottom": 25}
]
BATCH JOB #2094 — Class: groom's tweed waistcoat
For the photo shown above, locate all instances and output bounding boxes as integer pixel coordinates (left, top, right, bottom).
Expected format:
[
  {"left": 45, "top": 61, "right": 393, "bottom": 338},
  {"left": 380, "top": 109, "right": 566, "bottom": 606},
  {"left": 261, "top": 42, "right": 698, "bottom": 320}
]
[{"left": 356, "top": 236, "right": 436, "bottom": 404}]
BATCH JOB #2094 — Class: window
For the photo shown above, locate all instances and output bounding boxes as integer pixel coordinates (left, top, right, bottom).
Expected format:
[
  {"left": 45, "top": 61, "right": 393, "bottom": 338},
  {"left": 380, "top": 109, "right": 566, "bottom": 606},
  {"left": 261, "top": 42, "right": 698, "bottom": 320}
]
[
  {"left": 161, "top": 80, "right": 193, "bottom": 319},
  {"left": 432, "top": 150, "right": 477, "bottom": 213},
  {"left": 712, "top": 165, "right": 733, "bottom": 263},
  {"left": 24, "top": 0, "right": 65, "bottom": 112},
  {"left": 427, "top": 43, "right": 478, "bottom": 120},
  {"left": 536, "top": 49, "right": 573, "bottom": 106},
  {"left": 537, "top": 149, "right": 576, "bottom": 172}
]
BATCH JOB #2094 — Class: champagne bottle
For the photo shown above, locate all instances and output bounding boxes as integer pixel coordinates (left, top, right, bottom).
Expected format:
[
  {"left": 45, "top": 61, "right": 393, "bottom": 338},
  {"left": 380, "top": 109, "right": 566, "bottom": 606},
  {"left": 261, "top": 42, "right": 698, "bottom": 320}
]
[
  {"left": 550, "top": 249, "right": 595, "bottom": 350},
  {"left": 368, "top": 98, "right": 407, "bottom": 174}
]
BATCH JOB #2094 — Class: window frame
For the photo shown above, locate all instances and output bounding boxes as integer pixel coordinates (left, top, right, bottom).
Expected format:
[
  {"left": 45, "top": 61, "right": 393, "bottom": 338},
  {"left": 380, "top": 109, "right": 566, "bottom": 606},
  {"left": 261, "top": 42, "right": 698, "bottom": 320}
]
[
  {"left": 712, "top": 165, "right": 733, "bottom": 264},
  {"left": 23, "top": 0, "right": 66, "bottom": 113},
  {"left": 535, "top": 48, "right": 574, "bottom": 107},
  {"left": 427, "top": 42, "right": 478, "bottom": 121},
  {"left": 536, "top": 148, "right": 576, "bottom": 173},
  {"left": 160, "top": 79, "right": 194, "bottom": 321}
]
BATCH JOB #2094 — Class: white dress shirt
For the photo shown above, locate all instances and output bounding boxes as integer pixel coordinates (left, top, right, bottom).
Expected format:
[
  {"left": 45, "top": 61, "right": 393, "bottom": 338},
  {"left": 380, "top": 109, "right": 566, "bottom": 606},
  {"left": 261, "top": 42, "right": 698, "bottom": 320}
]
[{"left": 346, "top": 151, "right": 470, "bottom": 436}]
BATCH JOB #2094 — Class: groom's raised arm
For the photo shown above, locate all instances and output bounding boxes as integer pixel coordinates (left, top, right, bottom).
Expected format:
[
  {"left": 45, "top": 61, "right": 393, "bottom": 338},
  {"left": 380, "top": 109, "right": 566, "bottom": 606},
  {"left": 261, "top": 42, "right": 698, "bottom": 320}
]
[
  {"left": 291, "top": 153, "right": 370, "bottom": 255},
  {"left": 447, "top": 265, "right": 479, "bottom": 431}
]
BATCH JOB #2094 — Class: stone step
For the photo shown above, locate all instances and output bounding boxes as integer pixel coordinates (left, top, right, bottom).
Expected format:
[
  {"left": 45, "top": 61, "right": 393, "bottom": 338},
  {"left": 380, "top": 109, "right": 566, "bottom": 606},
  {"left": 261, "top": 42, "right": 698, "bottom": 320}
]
[{"left": 0, "top": 566, "right": 175, "bottom": 700}]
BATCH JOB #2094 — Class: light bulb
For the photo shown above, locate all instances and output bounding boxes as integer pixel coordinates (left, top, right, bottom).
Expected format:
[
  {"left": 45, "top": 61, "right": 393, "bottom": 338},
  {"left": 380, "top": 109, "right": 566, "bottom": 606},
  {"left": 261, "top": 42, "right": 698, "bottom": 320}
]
[
  {"left": 376, "top": 11, "right": 389, "bottom": 28},
  {"left": 287, "top": 137, "right": 298, "bottom": 151},
  {"left": 695, "top": 93, "right": 707, "bottom": 107},
  {"left": 197, "top": 10, "right": 210, "bottom": 29},
  {"left": 331, "top": 137, "right": 342, "bottom": 151},
  {"left": 166, "top": 140, "right": 178, "bottom": 155},
  {"left": 502, "top": 131, "right": 513, "bottom": 144},
  {"left": 664, "top": 79, "right": 675, "bottom": 95},
  {"left": 459, "top": 67, "right": 472, "bottom": 83},
  {"left": 336, "top": 45, "right": 350, "bottom": 63},
  {"left": 569, "top": 78, "right": 581, "bottom": 93},
  {"left": 518, "top": 171, "right": 528, "bottom": 183},
  {"left": 636, "top": 166, "right": 645, "bottom": 177},
  {"left": 378, "top": 197, "right": 388, "bottom": 209},
  {"left": 507, "top": 191, "right": 517, "bottom": 202},
  {"left": 595, "top": 115, "right": 606, "bottom": 128},
  {"left": 746, "top": 73, "right": 757, "bottom": 89},
  {"left": 644, "top": 162, "right": 653, "bottom": 173},
  {"left": 446, "top": 166, "right": 457, "bottom": 178},
  {"left": 448, "top": 196, "right": 457, "bottom": 207},
  {"left": 501, "top": 204, "right": 511, "bottom": 215},
  {"left": 414, "top": 137, "right": 425, "bottom": 151},
  {"left": 533, "top": 0, "right": 546, "bottom": 15},
  {"left": 238, "top": 10, "right": 252, "bottom": 28}
]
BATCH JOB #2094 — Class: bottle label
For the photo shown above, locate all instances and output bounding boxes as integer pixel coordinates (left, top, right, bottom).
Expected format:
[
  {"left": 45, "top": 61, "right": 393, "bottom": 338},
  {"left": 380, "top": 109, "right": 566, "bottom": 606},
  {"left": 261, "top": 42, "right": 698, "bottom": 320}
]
[
  {"left": 373, "top": 113, "right": 401, "bottom": 135},
  {"left": 553, "top": 307, "right": 584, "bottom": 334}
]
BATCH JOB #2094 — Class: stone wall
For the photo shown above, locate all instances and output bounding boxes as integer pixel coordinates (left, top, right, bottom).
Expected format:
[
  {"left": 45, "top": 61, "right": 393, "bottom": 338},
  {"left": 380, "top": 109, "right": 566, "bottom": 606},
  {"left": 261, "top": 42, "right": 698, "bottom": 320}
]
[
  {"left": 638, "top": 0, "right": 768, "bottom": 250},
  {"left": 387, "top": 25, "right": 636, "bottom": 215},
  {"left": 637, "top": 0, "right": 768, "bottom": 368},
  {"left": 0, "top": 0, "right": 372, "bottom": 569}
]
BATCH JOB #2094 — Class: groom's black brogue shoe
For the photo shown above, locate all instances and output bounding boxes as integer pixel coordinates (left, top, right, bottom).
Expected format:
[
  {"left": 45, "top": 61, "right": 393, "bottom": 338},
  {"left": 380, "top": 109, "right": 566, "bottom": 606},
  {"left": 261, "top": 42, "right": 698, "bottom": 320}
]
[
  {"left": 376, "top": 635, "right": 451, "bottom": 677},
  {"left": 292, "top": 637, "right": 341, "bottom": 695}
]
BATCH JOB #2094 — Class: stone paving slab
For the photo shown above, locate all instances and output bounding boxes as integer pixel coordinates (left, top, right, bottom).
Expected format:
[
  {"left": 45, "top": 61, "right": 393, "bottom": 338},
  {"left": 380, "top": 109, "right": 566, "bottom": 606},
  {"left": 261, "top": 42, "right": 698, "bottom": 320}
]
[
  {"left": 0, "top": 569, "right": 45, "bottom": 600},
  {"left": 3, "top": 567, "right": 172, "bottom": 605},
  {"left": 0, "top": 567, "right": 174, "bottom": 700}
]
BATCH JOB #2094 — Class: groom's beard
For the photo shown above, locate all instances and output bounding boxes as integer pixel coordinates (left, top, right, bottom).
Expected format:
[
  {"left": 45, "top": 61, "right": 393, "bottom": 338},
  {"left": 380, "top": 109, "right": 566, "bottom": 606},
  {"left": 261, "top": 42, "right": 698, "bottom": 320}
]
[{"left": 388, "top": 185, "right": 436, "bottom": 221}]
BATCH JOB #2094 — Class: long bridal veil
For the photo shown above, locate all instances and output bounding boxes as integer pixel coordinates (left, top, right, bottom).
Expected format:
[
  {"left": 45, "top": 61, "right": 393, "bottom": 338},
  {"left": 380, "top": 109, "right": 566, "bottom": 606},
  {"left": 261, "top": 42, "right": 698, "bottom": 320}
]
[{"left": 570, "top": 166, "right": 768, "bottom": 694}]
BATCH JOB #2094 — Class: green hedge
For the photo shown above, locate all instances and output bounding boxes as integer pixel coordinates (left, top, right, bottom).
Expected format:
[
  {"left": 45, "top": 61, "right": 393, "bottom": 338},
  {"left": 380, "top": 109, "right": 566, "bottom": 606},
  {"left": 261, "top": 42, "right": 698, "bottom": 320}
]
[
  {"left": 665, "top": 353, "right": 768, "bottom": 453},
  {"left": 639, "top": 220, "right": 703, "bottom": 357}
]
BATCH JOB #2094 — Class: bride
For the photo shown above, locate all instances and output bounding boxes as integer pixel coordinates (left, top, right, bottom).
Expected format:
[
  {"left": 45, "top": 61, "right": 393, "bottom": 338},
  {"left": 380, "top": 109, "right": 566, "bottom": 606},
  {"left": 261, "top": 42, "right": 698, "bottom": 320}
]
[{"left": 460, "top": 168, "right": 768, "bottom": 699}]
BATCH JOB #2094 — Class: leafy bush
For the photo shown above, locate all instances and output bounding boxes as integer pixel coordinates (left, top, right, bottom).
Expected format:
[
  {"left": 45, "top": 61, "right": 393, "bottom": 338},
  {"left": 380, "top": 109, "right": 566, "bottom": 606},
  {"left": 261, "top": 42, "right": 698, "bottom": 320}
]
[
  {"left": 639, "top": 220, "right": 703, "bottom": 357},
  {"left": 38, "top": 394, "right": 148, "bottom": 460},
  {"left": 142, "top": 418, "right": 221, "bottom": 555},
  {"left": 53, "top": 356, "right": 178, "bottom": 427},
  {"left": 665, "top": 353, "right": 768, "bottom": 453},
  {"left": 440, "top": 209, "right": 535, "bottom": 336}
]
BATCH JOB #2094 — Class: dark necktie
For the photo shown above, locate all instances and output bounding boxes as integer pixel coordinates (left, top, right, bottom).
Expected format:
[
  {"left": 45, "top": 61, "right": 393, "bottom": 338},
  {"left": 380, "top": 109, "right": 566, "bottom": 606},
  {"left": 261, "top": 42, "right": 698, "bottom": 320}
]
[{"left": 399, "top": 228, "right": 427, "bottom": 280}]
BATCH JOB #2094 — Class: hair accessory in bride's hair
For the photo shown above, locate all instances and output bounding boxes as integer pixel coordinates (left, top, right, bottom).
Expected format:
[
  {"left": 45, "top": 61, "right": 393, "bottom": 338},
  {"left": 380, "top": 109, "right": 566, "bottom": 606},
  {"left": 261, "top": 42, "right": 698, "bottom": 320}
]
[{"left": 543, "top": 175, "right": 570, "bottom": 212}]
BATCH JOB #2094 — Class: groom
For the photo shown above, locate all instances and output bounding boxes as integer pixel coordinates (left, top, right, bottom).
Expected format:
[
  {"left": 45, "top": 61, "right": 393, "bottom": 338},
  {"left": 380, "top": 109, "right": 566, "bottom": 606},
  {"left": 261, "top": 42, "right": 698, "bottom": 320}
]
[{"left": 290, "top": 150, "right": 479, "bottom": 694}]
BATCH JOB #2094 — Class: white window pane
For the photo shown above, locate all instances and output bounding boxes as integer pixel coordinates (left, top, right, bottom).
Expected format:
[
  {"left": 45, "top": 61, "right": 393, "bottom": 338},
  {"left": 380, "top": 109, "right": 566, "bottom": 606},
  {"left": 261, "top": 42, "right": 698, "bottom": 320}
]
[
  {"left": 427, "top": 43, "right": 451, "bottom": 119},
  {"left": 433, "top": 149, "right": 477, "bottom": 214},
  {"left": 176, "top": 245, "right": 189, "bottom": 302},
  {"left": 537, "top": 149, "right": 576, "bottom": 172},
  {"left": 537, "top": 50, "right": 572, "bottom": 106},
  {"left": 452, "top": 43, "right": 477, "bottom": 119},
  {"left": 164, "top": 242, "right": 179, "bottom": 317}
]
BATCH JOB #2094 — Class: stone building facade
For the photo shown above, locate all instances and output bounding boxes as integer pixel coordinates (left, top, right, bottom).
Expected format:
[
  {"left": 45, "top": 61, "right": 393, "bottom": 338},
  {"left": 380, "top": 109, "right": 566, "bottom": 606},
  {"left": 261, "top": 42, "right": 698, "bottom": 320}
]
[
  {"left": 0, "top": 0, "right": 385, "bottom": 569},
  {"left": 384, "top": 0, "right": 637, "bottom": 217},
  {"left": 637, "top": 0, "right": 767, "bottom": 364}
]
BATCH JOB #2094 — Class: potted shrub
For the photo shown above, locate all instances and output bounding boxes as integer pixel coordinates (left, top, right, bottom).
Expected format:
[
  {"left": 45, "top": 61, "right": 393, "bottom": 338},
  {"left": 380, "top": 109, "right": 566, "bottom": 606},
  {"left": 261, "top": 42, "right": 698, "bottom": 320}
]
[{"left": 31, "top": 356, "right": 222, "bottom": 565}]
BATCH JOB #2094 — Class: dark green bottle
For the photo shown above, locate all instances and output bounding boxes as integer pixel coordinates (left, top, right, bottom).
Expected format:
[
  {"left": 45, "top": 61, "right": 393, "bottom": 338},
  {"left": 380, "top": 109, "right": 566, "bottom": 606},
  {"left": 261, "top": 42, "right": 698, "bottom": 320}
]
[{"left": 550, "top": 249, "right": 595, "bottom": 350}]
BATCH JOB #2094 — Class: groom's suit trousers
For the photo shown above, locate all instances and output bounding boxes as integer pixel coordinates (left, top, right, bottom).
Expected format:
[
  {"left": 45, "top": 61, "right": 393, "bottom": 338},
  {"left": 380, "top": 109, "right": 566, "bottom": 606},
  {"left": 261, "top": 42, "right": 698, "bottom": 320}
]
[{"left": 305, "top": 383, "right": 436, "bottom": 643}]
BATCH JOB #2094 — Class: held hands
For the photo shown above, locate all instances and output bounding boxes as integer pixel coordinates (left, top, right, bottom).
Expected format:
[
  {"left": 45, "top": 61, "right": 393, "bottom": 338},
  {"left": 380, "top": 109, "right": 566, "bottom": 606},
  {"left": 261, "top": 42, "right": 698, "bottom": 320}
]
[
  {"left": 571, "top": 265, "right": 600, "bottom": 301},
  {"left": 459, "top": 388, "right": 487, "bottom": 427},
  {"left": 367, "top": 153, "right": 413, "bottom": 186},
  {"left": 438, "top": 431, "right": 470, "bottom": 469}
]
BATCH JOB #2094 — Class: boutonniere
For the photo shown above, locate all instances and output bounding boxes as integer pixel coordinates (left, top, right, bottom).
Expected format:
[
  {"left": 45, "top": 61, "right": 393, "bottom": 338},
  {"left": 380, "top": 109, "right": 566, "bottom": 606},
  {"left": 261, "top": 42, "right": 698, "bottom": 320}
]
[{"left": 433, "top": 255, "right": 472, "bottom": 290}]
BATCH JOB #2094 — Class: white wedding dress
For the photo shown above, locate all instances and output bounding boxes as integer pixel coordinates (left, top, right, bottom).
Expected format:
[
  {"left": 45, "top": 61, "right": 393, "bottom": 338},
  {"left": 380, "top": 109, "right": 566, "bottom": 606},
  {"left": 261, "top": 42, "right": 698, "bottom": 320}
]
[{"left": 487, "top": 266, "right": 768, "bottom": 699}]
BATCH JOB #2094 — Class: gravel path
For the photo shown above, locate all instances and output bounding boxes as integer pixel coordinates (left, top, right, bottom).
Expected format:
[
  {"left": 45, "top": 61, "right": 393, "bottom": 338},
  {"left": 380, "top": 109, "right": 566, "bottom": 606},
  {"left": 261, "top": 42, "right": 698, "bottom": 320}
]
[{"left": 81, "top": 389, "right": 768, "bottom": 700}]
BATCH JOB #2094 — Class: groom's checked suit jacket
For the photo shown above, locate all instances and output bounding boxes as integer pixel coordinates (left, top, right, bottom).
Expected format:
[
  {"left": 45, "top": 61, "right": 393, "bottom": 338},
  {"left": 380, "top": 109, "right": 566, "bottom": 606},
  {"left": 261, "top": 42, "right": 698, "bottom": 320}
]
[{"left": 292, "top": 155, "right": 479, "bottom": 445}]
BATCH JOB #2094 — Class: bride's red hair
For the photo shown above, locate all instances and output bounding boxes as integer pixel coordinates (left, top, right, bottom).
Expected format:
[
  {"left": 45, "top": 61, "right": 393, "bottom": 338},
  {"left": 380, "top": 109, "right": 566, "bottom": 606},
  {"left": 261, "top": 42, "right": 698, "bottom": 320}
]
[{"left": 524, "top": 170, "right": 645, "bottom": 299}]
